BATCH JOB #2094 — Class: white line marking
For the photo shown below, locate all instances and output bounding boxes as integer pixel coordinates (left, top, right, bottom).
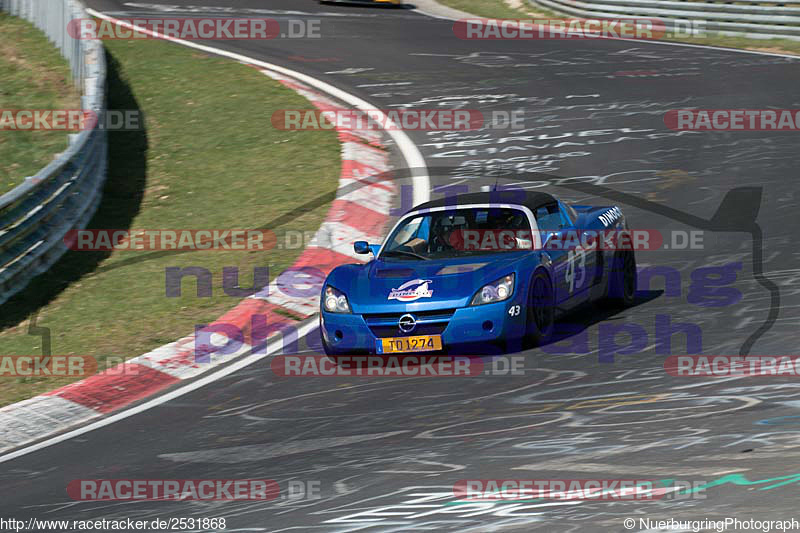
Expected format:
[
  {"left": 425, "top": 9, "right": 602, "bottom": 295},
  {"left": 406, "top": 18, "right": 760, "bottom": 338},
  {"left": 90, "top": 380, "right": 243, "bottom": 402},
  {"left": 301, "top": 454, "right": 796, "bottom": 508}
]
[{"left": 0, "top": 321, "right": 318, "bottom": 464}]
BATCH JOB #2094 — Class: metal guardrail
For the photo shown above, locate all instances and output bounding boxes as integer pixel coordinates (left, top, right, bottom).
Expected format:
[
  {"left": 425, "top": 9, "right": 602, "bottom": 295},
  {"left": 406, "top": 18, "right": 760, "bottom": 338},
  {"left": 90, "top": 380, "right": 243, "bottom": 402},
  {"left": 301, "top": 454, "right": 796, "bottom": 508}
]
[
  {"left": 530, "top": 0, "right": 800, "bottom": 40},
  {"left": 0, "top": 0, "right": 107, "bottom": 305}
]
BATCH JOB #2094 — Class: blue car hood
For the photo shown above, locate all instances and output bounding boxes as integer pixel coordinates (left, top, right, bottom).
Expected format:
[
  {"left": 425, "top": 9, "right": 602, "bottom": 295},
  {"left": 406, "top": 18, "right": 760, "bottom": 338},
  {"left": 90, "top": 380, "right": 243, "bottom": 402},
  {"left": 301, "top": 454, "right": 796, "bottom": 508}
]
[{"left": 327, "top": 253, "right": 529, "bottom": 314}]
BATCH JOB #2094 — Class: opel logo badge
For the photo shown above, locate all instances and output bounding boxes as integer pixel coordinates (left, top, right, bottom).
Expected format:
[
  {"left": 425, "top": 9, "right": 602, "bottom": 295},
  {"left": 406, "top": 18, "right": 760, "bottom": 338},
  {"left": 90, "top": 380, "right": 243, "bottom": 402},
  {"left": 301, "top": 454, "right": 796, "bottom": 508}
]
[{"left": 398, "top": 313, "right": 416, "bottom": 333}]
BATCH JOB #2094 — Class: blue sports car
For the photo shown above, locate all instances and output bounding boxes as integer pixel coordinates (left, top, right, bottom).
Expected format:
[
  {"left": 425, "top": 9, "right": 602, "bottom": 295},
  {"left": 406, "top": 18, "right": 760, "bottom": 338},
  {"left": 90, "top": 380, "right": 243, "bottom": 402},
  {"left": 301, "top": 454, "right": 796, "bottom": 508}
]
[{"left": 319, "top": 190, "right": 637, "bottom": 355}]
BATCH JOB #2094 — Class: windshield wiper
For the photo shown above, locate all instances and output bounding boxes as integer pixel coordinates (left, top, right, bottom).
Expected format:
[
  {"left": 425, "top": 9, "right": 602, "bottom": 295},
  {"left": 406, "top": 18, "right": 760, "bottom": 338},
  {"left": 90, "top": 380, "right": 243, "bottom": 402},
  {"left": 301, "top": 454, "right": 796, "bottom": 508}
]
[{"left": 381, "top": 249, "right": 430, "bottom": 261}]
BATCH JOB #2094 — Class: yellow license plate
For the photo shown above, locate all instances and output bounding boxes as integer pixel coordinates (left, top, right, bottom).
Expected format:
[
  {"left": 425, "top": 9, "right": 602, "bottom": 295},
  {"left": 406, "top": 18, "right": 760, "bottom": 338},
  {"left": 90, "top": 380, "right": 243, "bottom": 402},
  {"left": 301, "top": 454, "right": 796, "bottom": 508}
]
[{"left": 377, "top": 335, "right": 442, "bottom": 354}]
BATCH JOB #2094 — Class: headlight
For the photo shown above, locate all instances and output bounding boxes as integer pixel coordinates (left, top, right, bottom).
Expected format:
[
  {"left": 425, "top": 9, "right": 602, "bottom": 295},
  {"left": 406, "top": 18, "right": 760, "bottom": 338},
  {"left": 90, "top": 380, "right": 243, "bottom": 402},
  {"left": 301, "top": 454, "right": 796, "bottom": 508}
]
[
  {"left": 323, "top": 285, "right": 351, "bottom": 313},
  {"left": 470, "top": 274, "right": 515, "bottom": 306}
]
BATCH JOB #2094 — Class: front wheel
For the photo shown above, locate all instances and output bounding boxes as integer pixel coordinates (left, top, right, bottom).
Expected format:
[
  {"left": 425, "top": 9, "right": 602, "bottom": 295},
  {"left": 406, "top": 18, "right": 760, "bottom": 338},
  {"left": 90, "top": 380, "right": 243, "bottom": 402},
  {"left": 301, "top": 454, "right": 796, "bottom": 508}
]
[
  {"left": 605, "top": 249, "right": 637, "bottom": 307},
  {"left": 321, "top": 335, "right": 335, "bottom": 356},
  {"left": 525, "top": 271, "right": 555, "bottom": 346},
  {"left": 320, "top": 317, "right": 338, "bottom": 358}
]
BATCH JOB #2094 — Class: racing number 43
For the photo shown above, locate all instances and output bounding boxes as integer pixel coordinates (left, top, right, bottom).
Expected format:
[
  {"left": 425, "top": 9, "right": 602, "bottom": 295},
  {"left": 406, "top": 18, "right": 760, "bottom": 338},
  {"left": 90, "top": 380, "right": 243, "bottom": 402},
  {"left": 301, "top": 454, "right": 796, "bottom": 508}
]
[{"left": 565, "top": 248, "right": 586, "bottom": 293}]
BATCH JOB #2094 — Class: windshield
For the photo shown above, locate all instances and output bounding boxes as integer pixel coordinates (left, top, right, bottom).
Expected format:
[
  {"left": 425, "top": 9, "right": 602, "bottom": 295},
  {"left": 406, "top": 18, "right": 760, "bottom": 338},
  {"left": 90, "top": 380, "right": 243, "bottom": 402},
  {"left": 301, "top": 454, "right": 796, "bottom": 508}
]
[{"left": 380, "top": 207, "right": 534, "bottom": 261}]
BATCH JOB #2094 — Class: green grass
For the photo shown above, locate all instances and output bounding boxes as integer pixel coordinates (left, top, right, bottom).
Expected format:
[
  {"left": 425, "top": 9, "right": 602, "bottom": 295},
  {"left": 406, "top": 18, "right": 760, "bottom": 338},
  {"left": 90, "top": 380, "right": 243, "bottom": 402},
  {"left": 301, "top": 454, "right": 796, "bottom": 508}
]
[
  {"left": 438, "top": 0, "right": 800, "bottom": 56},
  {"left": 440, "top": 0, "right": 543, "bottom": 18},
  {"left": 0, "top": 13, "right": 80, "bottom": 194},
  {"left": 0, "top": 36, "right": 342, "bottom": 406},
  {"left": 661, "top": 32, "right": 800, "bottom": 56}
]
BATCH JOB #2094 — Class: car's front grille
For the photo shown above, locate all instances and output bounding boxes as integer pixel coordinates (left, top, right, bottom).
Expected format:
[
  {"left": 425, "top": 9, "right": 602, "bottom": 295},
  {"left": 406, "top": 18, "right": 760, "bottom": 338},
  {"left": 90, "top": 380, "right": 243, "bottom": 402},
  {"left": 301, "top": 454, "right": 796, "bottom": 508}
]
[
  {"left": 367, "top": 323, "right": 449, "bottom": 338},
  {"left": 362, "top": 309, "right": 455, "bottom": 338}
]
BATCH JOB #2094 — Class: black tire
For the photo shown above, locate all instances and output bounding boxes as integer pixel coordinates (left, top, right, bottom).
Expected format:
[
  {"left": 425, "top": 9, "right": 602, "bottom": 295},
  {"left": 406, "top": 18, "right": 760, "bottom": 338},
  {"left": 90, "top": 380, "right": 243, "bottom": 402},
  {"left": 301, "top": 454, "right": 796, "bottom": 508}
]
[
  {"left": 605, "top": 249, "right": 637, "bottom": 307},
  {"left": 321, "top": 335, "right": 335, "bottom": 356},
  {"left": 322, "top": 338, "right": 349, "bottom": 367},
  {"left": 525, "top": 270, "right": 555, "bottom": 346},
  {"left": 320, "top": 317, "right": 338, "bottom": 358}
]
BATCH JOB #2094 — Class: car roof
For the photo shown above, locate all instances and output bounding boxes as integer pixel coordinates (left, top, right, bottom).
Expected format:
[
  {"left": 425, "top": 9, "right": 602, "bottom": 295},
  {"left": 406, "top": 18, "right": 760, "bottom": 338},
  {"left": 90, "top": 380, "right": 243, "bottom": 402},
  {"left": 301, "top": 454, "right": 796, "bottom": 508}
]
[{"left": 409, "top": 190, "right": 557, "bottom": 214}]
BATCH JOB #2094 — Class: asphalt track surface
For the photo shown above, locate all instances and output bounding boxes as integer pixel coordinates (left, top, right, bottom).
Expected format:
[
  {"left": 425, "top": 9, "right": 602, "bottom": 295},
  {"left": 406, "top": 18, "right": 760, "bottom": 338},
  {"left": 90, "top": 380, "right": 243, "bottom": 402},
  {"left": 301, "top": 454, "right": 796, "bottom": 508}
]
[{"left": 2, "top": 1, "right": 800, "bottom": 531}]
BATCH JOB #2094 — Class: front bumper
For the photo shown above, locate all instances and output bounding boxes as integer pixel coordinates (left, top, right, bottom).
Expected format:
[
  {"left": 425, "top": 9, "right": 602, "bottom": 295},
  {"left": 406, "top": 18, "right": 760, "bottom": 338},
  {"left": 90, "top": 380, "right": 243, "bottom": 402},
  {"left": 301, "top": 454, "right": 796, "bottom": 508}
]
[{"left": 321, "top": 299, "right": 527, "bottom": 354}]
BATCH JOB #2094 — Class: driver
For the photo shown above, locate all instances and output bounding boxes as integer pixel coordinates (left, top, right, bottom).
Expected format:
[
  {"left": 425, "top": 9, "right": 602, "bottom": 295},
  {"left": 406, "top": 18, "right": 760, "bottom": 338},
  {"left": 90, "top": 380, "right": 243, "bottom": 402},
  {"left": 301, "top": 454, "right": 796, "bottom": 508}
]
[
  {"left": 430, "top": 216, "right": 455, "bottom": 253},
  {"left": 498, "top": 211, "right": 532, "bottom": 250}
]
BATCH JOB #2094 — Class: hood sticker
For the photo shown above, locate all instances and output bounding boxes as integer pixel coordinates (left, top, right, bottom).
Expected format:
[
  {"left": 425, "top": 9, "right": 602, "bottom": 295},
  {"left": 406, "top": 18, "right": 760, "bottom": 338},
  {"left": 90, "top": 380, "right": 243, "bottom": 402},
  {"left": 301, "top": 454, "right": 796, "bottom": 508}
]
[{"left": 388, "top": 279, "right": 433, "bottom": 302}]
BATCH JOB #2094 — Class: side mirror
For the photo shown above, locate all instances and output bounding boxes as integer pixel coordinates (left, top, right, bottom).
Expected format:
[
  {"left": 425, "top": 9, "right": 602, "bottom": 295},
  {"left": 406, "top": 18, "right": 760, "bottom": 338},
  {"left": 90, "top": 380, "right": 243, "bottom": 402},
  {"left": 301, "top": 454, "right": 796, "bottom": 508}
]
[{"left": 354, "top": 241, "right": 370, "bottom": 254}]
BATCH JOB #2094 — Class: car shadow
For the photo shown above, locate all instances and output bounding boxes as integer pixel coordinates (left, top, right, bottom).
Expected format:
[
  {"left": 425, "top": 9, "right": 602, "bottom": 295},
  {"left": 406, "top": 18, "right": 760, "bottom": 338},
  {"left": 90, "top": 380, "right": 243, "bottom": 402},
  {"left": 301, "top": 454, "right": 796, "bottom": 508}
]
[
  {"left": 453, "top": 289, "right": 664, "bottom": 357},
  {"left": 546, "top": 289, "right": 664, "bottom": 346},
  {"left": 0, "top": 48, "right": 148, "bottom": 330}
]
